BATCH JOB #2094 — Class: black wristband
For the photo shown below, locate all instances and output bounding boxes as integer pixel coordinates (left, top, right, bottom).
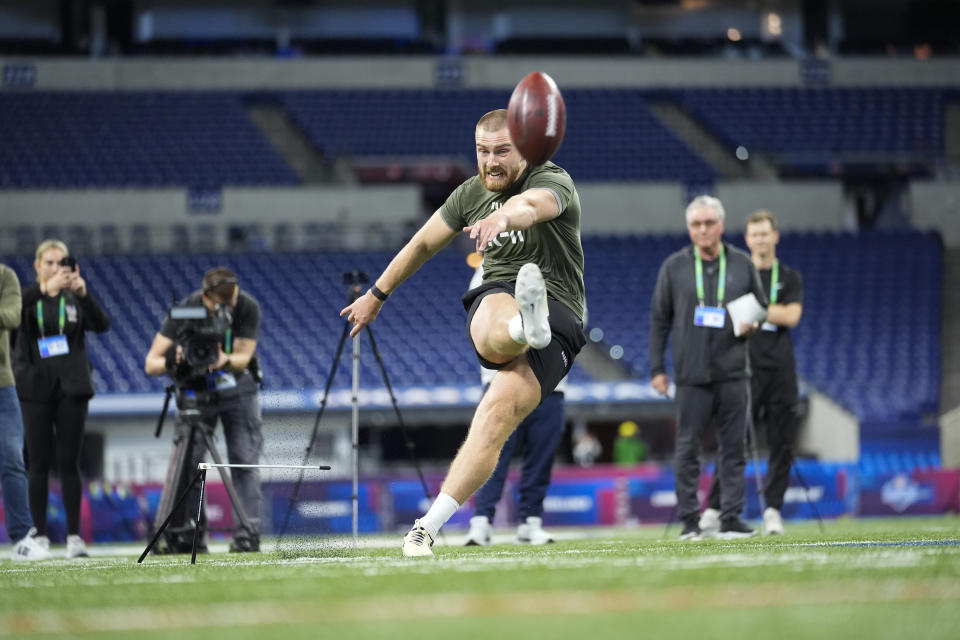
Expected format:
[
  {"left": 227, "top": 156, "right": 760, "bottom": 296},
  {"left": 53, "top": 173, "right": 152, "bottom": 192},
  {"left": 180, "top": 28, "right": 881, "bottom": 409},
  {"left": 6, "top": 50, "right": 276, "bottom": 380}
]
[{"left": 370, "top": 285, "right": 389, "bottom": 302}]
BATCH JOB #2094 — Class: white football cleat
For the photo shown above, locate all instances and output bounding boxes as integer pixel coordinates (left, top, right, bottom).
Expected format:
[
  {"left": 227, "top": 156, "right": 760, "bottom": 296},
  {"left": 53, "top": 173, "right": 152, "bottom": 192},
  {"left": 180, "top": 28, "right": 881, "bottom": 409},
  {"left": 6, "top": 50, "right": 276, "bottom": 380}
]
[
  {"left": 515, "top": 263, "right": 551, "bottom": 349},
  {"left": 66, "top": 534, "right": 90, "bottom": 558},
  {"left": 401, "top": 520, "right": 435, "bottom": 558},
  {"left": 698, "top": 508, "right": 721, "bottom": 537},
  {"left": 762, "top": 507, "right": 785, "bottom": 536},
  {"left": 464, "top": 516, "right": 492, "bottom": 546},
  {"left": 11, "top": 528, "right": 52, "bottom": 562},
  {"left": 516, "top": 516, "right": 554, "bottom": 545}
]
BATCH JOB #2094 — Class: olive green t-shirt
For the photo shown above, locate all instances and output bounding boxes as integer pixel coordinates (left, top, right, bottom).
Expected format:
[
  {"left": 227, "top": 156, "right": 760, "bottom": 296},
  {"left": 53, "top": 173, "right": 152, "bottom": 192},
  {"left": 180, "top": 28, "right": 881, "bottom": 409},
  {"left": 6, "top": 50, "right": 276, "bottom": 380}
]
[{"left": 440, "top": 162, "right": 585, "bottom": 320}]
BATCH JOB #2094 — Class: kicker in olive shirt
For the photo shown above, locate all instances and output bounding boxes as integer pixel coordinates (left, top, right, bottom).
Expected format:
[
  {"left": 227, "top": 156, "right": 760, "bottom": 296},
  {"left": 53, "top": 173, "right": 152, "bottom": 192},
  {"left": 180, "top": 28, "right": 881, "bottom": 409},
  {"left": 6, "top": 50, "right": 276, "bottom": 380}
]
[{"left": 440, "top": 161, "right": 585, "bottom": 321}]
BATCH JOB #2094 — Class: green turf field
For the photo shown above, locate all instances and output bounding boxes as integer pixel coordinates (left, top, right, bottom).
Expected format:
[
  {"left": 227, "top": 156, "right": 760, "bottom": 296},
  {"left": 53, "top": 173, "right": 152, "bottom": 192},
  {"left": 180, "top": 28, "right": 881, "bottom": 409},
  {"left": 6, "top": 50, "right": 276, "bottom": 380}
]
[{"left": 2, "top": 516, "right": 959, "bottom": 639}]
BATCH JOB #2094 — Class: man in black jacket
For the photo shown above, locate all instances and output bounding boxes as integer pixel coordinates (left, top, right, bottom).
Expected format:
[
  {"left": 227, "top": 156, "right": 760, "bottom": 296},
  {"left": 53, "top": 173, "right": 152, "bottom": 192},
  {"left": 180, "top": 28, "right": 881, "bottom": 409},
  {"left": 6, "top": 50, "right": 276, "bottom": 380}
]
[
  {"left": 700, "top": 210, "right": 805, "bottom": 537},
  {"left": 144, "top": 267, "right": 263, "bottom": 552},
  {"left": 649, "top": 196, "right": 767, "bottom": 540}
]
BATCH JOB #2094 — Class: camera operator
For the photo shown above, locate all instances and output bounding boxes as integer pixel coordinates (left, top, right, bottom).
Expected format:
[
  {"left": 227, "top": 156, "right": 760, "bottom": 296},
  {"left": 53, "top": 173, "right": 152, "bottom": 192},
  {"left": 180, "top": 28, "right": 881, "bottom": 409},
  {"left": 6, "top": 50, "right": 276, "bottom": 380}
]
[
  {"left": 13, "top": 239, "right": 110, "bottom": 558},
  {"left": 144, "top": 267, "right": 264, "bottom": 552}
]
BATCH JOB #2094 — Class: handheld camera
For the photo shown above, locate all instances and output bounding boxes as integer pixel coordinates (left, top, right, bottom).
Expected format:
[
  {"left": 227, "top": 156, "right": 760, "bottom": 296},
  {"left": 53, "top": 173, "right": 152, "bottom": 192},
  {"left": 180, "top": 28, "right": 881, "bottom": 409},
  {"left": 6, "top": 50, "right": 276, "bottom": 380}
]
[{"left": 166, "top": 302, "right": 232, "bottom": 384}]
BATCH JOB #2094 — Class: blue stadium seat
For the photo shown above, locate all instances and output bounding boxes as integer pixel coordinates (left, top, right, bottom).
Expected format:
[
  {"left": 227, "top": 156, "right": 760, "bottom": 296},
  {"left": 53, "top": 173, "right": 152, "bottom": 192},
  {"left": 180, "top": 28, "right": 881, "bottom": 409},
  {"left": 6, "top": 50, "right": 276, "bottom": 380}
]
[{"left": 0, "top": 230, "right": 941, "bottom": 424}]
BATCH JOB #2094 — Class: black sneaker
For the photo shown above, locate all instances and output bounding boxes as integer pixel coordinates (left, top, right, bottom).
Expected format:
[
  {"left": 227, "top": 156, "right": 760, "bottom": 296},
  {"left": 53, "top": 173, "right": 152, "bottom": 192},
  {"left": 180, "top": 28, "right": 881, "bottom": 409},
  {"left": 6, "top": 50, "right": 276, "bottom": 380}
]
[
  {"left": 679, "top": 518, "right": 702, "bottom": 541},
  {"left": 718, "top": 517, "right": 757, "bottom": 539},
  {"left": 229, "top": 534, "right": 261, "bottom": 553}
]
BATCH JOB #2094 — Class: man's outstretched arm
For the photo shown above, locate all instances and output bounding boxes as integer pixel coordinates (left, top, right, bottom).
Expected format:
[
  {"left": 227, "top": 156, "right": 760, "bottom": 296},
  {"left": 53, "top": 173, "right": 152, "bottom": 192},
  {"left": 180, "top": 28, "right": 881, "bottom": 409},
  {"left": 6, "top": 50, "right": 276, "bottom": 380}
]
[
  {"left": 464, "top": 188, "right": 560, "bottom": 254},
  {"left": 341, "top": 210, "right": 457, "bottom": 337}
]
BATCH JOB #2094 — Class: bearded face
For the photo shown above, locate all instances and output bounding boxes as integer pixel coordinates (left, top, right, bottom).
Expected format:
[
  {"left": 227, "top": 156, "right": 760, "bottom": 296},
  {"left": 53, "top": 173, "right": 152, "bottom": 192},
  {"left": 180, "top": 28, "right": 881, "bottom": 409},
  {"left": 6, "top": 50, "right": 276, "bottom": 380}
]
[{"left": 476, "top": 127, "right": 527, "bottom": 192}]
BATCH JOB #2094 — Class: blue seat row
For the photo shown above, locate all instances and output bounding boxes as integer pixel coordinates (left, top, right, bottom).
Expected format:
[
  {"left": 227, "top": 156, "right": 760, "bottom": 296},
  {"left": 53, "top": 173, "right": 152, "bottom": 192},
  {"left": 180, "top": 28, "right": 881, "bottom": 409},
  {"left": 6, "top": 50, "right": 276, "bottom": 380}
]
[
  {"left": 0, "top": 229, "right": 940, "bottom": 422},
  {"left": 2, "top": 87, "right": 946, "bottom": 188}
]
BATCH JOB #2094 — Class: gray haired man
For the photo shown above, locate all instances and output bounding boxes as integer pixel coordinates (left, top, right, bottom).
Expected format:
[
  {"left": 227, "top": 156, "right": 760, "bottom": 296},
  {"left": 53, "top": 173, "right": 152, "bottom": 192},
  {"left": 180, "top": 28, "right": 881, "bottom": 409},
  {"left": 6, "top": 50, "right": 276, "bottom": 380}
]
[{"left": 649, "top": 196, "right": 768, "bottom": 540}]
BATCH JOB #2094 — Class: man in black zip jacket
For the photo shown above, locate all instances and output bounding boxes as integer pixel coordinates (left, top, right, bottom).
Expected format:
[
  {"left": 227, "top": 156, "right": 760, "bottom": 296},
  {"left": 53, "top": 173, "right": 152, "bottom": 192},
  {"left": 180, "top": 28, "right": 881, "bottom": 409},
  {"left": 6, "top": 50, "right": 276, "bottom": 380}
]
[
  {"left": 700, "top": 210, "right": 804, "bottom": 537},
  {"left": 649, "top": 196, "right": 767, "bottom": 540}
]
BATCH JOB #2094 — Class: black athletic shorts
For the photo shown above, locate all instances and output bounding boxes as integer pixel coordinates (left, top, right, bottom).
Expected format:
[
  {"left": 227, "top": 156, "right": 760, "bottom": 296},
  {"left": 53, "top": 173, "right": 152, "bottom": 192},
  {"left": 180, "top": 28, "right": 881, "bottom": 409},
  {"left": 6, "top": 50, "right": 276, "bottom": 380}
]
[{"left": 463, "top": 281, "right": 586, "bottom": 403}]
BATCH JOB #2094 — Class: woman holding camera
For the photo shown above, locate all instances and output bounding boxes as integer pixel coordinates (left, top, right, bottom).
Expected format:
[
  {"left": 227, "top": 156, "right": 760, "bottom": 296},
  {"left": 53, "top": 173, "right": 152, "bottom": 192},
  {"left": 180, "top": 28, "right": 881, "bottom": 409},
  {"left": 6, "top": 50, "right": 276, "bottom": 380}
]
[{"left": 12, "top": 239, "right": 109, "bottom": 558}]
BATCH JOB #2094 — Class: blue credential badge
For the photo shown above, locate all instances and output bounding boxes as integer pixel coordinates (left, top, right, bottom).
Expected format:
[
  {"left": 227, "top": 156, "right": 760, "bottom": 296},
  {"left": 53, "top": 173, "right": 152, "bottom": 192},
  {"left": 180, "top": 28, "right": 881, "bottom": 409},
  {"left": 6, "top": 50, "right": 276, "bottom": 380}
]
[
  {"left": 694, "top": 306, "right": 726, "bottom": 329},
  {"left": 206, "top": 371, "right": 238, "bottom": 392},
  {"left": 37, "top": 335, "right": 69, "bottom": 358},
  {"left": 761, "top": 321, "right": 778, "bottom": 332}
]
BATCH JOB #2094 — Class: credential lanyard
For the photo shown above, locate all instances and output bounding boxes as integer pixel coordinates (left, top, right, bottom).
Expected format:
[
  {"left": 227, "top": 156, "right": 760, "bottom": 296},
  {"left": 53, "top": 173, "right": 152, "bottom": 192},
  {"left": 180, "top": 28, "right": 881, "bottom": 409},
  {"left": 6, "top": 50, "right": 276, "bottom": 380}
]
[
  {"left": 769, "top": 259, "right": 780, "bottom": 305},
  {"left": 694, "top": 244, "right": 726, "bottom": 307},
  {"left": 36, "top": 296, "right": 65, "bottom": 338},
  {"left": 225, "top": 328, "right": 233, "bottom": 355}
]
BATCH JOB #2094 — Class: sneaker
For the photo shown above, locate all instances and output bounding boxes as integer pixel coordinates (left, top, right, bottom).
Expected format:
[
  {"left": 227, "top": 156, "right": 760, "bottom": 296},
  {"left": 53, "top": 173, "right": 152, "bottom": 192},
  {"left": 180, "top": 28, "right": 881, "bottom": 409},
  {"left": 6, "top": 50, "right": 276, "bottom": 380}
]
[
  {"left": 34, "top": 535, "right": 50, "bottom": 551},
  {"left": 679, "top": 518, "right": 702, "bottom": 541},
  {"left": 515, "top": 263, "right": 551, "bottom": 349},
  {"left": 66, "top": 534, "right": 90, "bottom": 558},
  {"left": 762, "top": 507, "right": 785, "bottom": 536},
  {"left": 718, "top": 517, "right": 757, "bottom": 539},
  {"left": 11, "top": 528, "right": 52, "bottom": 562},
  {"left": 516, "top": 516, "right": 554, "bottom": 545},
  {"left": 698, "top": 508, "right": 721, "bottom": 537},
  {"left": 464, "top": 516, "right": 492, "bottom": 546},
  {"left": 401, "top": 519, "right": 434, "bottom": 558},
  {"left": 229, "top": 534, "right": 261, "bottom": 553}
]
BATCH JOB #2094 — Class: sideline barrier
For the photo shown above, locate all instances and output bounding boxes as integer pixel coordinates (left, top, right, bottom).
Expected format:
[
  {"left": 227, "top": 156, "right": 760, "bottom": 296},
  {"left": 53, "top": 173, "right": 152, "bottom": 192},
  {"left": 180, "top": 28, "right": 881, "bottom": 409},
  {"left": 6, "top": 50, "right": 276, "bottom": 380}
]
[{"left": 3, "top": 462, "right": 955, "bottom": 543}]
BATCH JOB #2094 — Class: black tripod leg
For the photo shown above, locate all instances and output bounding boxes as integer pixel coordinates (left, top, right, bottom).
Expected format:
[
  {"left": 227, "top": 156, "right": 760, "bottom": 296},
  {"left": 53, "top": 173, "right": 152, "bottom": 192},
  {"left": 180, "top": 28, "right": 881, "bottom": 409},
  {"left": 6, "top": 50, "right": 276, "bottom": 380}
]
[
  {"left": 366, "top": 326, "right": 432, "bottom": 503},
  {"left": 152, "top": 423, "right": 192, "bottom": 541},
  {"left": 277, "top": 321, "right": 352, "bottom": 542},
  {"left": 744, "top": 383, "right": 767, "bottom": 513},
  {"left": 138, "top": 468, "right": 205, "bottom": 563},
  {"left": 199, "top": 429, "right": 256, "bottom": 539},
  {"left": 792, "top": 463, "right": 826, "bottom": 534},
  {"left": 191, "top": 469, "right": 208, "bottom": 565}
]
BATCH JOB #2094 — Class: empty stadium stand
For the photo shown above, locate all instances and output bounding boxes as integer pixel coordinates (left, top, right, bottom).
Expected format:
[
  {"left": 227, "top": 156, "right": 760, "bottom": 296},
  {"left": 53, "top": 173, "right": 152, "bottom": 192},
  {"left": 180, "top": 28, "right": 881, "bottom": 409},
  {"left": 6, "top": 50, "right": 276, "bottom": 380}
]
[
  {"left": 581, "top": 230, "right": 942, "bottom": 423},
  {"left": 0, "top": 88, "right": 948, "bottom": 188},
  {"left": 0, "top": 92, "right": 299, "bottom": 188},
  {"left": 0, "top": 229, "right": 941, "bottom": 423}
]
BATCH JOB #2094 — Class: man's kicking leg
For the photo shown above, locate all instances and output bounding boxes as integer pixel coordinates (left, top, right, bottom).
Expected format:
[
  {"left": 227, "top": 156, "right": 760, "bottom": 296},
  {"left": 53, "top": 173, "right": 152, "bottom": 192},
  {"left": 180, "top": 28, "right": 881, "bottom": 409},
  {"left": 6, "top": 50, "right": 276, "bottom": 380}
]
[{"left": 402, "top": 265, "right": 550, "bottom": 557}]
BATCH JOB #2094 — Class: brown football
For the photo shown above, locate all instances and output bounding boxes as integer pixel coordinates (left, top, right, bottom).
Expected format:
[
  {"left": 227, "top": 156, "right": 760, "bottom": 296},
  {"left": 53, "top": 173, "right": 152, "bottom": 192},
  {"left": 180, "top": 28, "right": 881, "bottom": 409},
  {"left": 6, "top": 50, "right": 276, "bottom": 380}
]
[{"left": 507, "top": 71, "right": 567, "bottom": 166}]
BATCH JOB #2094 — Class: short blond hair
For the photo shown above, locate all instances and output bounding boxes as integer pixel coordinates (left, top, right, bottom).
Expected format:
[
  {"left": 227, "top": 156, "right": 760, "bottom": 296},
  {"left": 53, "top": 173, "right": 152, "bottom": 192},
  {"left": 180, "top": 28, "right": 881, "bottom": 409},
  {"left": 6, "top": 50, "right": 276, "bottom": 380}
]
[
  {"left": 35, "top": 239, "right": 69, "bottom": 262},
  {"left": 745, "top": 210, "right": 777, "bottom": 230},
  {"left": 476, "top": 108, "right": 508, "bottom": 132}
]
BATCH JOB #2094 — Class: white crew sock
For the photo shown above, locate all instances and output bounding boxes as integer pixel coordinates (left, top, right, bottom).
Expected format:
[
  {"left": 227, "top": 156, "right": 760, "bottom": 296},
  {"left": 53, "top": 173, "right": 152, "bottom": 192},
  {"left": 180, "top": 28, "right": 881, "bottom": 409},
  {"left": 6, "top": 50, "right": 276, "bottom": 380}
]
[
  {"left": 419, "top": 492, "right": 460, "bottom": 539},
  {"left": 508, "top": 314, "right": 527, "bottom": 345}
]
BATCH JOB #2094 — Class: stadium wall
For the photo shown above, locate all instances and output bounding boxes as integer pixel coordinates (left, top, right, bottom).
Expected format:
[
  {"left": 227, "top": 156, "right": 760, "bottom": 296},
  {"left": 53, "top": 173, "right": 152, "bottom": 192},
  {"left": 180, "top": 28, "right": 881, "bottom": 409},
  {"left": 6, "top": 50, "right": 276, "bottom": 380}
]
[
  {"left": 941, "top": 406, "right": 960, "bottom": 468},
  {"left": 0, "top": 185, "right": 422, "bottom": 253},
  {"left": 0, "top": 57, "right": 802, "bottom": 90},
  {"left": 4, "top": 56, "right": 960, "bottom": 91},
  {"left": 577, "top": 181, "right": 846, "bottom": 234},
  {"left": 911, "top": 182, "right": 960, "bottom": 247},
  {"left": 0, "top": 181, "right": 848, "bottom": 251},
  {"left": 797, "top": 390, "right": 859, "bottom": 462}
]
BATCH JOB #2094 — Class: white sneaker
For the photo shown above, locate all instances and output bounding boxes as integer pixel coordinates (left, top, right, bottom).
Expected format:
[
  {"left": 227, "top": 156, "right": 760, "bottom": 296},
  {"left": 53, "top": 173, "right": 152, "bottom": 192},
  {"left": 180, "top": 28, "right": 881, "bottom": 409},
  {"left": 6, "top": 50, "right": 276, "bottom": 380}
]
[
  {"left": 515, "top": 263, "right": 551, "bottom": 349},
  {"left": 516, "top": 516, "right": 554, "bottom": 545},
  {"left": 401, "top": 519, "right": 434, "bottom": 558},
  {"left": 66, "top": 534, "right": 90, "bottom": 558},
  {"left": 698, "top": 508, "right": 721, "bottom": 537},
  {"left": 464, "top": 516, "right": 492, "bottom": 546},
  {"left": 34, "top": 535, "right": 50, "bottom": 551},
  {"left": 762, "top": 507, "right": 785, "bottom": 536},
  {"left": 11, "top": 528, "right": 53, "bottom": 562}
]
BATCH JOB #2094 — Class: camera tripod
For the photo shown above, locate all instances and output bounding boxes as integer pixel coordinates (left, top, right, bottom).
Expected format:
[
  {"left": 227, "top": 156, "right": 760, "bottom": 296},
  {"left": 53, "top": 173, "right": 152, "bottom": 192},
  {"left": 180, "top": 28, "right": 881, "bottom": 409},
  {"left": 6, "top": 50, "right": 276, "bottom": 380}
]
[
  {"left": 276, "top": 272, "right": 432, "bottom": 542},
  {"left": 140, "top": 387, "right": 257, "bottom": 561}
]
